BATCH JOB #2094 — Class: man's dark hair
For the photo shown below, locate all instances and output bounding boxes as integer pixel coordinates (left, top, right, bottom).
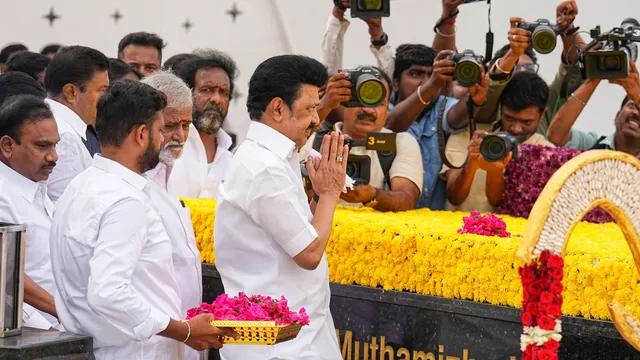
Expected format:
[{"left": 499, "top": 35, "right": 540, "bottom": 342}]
[
  {"left": 0, "top": 72, "right": 46, "bottom": 106},
  {"left": 107, "top": 58, "right": 143, "bottom": 82},
  {"left": 500, "top": 71, "right": 549, "bottom": 113},
  {"left": 621, "top": 95, "right": 630, "bottom": 110},
  {"left": 40, "top": 44, "right": 62, "bottom": 56},
  {"left": 0, "top": 43, "right": 28, "bottom": 64},
  {"left": 0, "top": 95, "right": 53, "bottom": 143},
  {"left": 247, "top": 55, "right": 328, "bottom": 121},
  {"left": 96, "top": 80, "right": 167, "bottom": 147},
  {"left": 43, "top": 45, "right": 109, "bottom": 97},
  {"left": 393, "top": 44, "right": 438, "bottom": 81},
  {"left": 163, "top": 53, "right": 198, "bottom": 71},
  {"left": 118, "top": 32, "right": 166, "bottom": 62},
  {"left": 174, "top": 49, "right": 238, "bottom": 99},
  {"left": 492, "top": 44, "right": 538, "bottom": 65},
  {"left": 5, "top": 52, "right": 50, "bottom": 82}
]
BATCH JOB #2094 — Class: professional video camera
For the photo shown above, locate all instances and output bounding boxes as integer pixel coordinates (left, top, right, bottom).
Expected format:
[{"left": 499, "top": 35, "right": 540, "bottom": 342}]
[
  {"left": 301, "top": 132, "right": 397, "bottom": 188},
  {"left": 580, "top": 18, "right": 640, "bottom": 79},
  {"left": 479, "top": 132, "right": 519, "bottom": 162},
  {"left": 518, "top": 18, "right": 560, "bottom": 54},
  {"left": 445, "top": 50, "right": 484, "bottom": 87},
  {"left": 350, "top": 0, "right": 390, "bottom": 18},
  {"left": 341, "top": 66, "right": 387, "bottom": 109}
]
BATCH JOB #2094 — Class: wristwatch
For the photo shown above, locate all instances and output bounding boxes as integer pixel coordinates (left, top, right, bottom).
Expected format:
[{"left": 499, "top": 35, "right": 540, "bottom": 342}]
[
  {"left": 363, "top": 188, "right": 380, "bottom": 208},
  {"left": 371, "top": 32, "right": 389, "bottom": 47}
]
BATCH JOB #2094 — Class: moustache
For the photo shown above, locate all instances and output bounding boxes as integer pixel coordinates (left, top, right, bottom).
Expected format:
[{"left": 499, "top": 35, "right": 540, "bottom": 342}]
[
  {"left": 163, "top": 140, "right": 185, "bottom": 149},
  {"left": 42, "top": 162, "right": 56, "bottom": 169},
  {"left": 202, "top": 103, "right": 224, "bottom": 115},
  {"left": 356, "top": 112, "right": 377, "bottom": 122}
]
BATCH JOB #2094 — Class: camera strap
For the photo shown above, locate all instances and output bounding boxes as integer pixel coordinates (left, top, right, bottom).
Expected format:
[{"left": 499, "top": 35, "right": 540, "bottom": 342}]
[{"left": 437, "top": 97, "right": 477, "bottom": 170}]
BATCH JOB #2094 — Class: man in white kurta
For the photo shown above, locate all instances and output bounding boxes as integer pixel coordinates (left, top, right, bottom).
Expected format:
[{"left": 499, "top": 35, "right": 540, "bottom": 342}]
[
  {"left": 49, "top": 80, "right": 234, "bottom": 359},
  {"left": 142, "top": 71, "right": 203, "bottom": 360},
  {"left": 0, "top": 95, "right": 60, "bottom": 329},
  {"left": 215, "top": 55, "right": 348, "bottom": 360}
]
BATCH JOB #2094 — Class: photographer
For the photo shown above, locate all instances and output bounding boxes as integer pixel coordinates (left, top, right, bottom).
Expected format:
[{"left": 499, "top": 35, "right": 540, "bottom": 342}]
[
  {"left": 546, "top": 61, "right": 640, "bottom": 156},
  {"left": 441, "top": 72, "right": 555, "bottom": 212},
  {"left": 300, "top": 69, "right": 423, "bottom": 212},
  {"left": 476, "top": 0, "right": 586, "bottom": 136}
]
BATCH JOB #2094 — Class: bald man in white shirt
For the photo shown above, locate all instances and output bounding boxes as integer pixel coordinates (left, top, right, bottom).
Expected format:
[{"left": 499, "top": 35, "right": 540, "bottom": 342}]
[
  {"left": 142, "top": 71, "right": 203, "bottom": 360},
  {"left": 0, "top": 95, "right": 60, "bottom": 330},
  {"left": 50, "top": 80, "right": 235, "bottom": 360},
  {"left": 216, "top": 55, "right": 347, "bottom": 360}
]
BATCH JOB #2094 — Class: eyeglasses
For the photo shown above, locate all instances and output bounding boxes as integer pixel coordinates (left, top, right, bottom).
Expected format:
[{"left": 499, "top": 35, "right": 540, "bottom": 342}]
[{"left": 515, "top": 63, "right": 540, "bottom": 74}]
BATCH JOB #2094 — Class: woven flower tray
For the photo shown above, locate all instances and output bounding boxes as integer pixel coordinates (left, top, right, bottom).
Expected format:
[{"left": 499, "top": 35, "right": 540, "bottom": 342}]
[{"left": 210, "top": 320, "right": 302, "bottom": 345}]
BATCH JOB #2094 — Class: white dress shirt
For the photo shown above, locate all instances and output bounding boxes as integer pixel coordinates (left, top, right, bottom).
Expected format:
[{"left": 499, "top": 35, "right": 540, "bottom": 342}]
[
  {"left": 321, "top": 14, "right": 395, "bottom": 78},
  {"left": 215, "top": 121, "right": 341, "bottom": 360},
  {"left": 0, "top": 162, "right": 58, "bottom": 329},
  {"left": 45, "top": 99, "right": 93, "bottom": 203},
  {"left": 50, "top": 155, "right": 183, "bottom": 360},
  {"left": 168, "top": 124, "right": 233, "bottom": 199},
  {"left": 146, "top": 162, "right": 202, "bottom": 360}
]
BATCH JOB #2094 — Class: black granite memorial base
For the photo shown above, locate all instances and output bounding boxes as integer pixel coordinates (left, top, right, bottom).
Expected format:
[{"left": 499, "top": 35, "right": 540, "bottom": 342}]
[
  {"left": 0, "top": 328, "right": 93, "bottom": 360},
  {"left": 202, "top": 264, "right": 640, "bottom": 360}
]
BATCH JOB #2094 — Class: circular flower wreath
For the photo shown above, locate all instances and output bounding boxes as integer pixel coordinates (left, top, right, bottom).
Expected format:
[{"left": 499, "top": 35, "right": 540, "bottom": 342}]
[{"left": 519, "top": 250, "right": 564, "bottom": 360}]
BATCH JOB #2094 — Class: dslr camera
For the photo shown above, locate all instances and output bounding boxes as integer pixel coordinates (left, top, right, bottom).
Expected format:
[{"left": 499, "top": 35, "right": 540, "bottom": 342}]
[
  {"left": 350, "top": 0, "right": 390, "bottom": 18},
  {"left": 479, "top": 132, "right": 519, "bottom": 162},
  {"left": 581, "top": 18, "right": 640, "bottom": 79},
  {"left": 445, "top": 50, "right": 484, "bottom": 87},
  {"left": 341, "top": 66, "right": 387, "bottom": 109},
  {"left": 344, "top": 132, "right": 396, "bottom": 185},
  {"left": 301, "top": 132, "right": 397, "bottom": 188},
  {"left": 518, "top": 18, "right": 560, "bottom": 54}
]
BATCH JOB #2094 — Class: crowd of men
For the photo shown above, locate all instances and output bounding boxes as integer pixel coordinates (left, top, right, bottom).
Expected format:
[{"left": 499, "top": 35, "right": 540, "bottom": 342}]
[{"left": 0, "top": 0, "right": 638, "bottom": 359}]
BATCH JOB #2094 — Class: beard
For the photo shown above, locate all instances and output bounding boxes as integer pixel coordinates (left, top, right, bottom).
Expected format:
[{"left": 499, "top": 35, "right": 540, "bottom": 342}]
[
  {"left": 138, "top": 134, "right": 161, "bottom": 173},
  {"left": 193, "top": 103, "right": 227, "bottom": 134},
  {"left": 158, "top": 140, "right": 185, "bottom": 165}
]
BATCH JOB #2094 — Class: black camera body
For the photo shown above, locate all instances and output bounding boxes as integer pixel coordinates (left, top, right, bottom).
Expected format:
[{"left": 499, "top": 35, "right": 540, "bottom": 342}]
[
  {"left": 445, "top": 50, "right": 484, "bottom": 87},
  {"left": 344, "top": 132, "right": 396, "bottom": 185},
  {"left": 581, "top": 19, "right": 640, "bottom": 79},
  {"left": 518, "top": 18, "right": 559, "bottom": 54},
  {"left": 341, "top": 66, "right": 387, "bottom": 109},
  {"left": 479, "top": 132, "right": 519, "bottom": 162},
  {"left": 350, "top": 0, "right": 390, "bottom": 18}
]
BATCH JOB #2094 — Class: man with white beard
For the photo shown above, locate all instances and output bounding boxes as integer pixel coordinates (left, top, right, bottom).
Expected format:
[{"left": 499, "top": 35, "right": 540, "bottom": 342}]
[
  {"left": 169, "top": 49, "right": 238, "bottom": 199},
  {"left": 141, "top": 71, "right": 203, "bottom": 360}
]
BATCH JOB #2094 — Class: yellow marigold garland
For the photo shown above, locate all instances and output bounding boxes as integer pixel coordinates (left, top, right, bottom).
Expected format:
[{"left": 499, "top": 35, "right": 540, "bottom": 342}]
[{"left": 182, "top": 199, "right": 640, "bottom": 321}]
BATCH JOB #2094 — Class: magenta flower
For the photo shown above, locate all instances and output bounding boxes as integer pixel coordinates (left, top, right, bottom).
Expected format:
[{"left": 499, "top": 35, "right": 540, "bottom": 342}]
[
  {"left": 498, "top": 145, "right": 615, "bottom": 224},
  {"left": 184, "top": 292, "right": 310, "bottom": 326}
]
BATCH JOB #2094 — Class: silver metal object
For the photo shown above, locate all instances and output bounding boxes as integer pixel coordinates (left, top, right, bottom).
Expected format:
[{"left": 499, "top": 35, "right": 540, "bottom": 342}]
[{"left": 0, "top": 223, "right": 26, "bottom": 338}]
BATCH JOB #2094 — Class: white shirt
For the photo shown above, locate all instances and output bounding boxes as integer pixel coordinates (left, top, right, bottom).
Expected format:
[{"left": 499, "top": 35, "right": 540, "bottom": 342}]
[
  {"left": 0, "top": 162, "right": 58, "bottom": 329},
  {"left": 215, "top": 121, "right": 341, "bottom": 360},
  {"left": 145, "top": 162, "right": 202, "bottom": 360},
  {"left": 45, "top": 99, "right": 93, "bottom": 203},
  {"left": 168, "top": 124, "right": 233, "bottom": 199},
  {"left": 50, "top": 155, "right": 183, "bottom": 360},
  {"left": 321, "top": 14, "right": 395, "bottom": 78}
]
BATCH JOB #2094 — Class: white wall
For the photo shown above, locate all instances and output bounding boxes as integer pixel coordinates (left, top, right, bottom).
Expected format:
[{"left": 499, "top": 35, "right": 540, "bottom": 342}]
[{"left": 1, "top": 0, "right": 639, "bottom": 144}]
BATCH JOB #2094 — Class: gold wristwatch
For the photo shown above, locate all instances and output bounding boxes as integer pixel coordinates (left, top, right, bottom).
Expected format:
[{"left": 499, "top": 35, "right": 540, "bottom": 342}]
[{"left": 363, "top": 188, "right": 380, "bottom": 208}]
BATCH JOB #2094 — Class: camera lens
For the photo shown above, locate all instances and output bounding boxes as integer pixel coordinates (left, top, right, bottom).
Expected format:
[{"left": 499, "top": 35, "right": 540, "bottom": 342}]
[
  {"left": 480, "top": 135, "right": 507, "bottom": 162},
  {"left": 356, "top": 75, "right": 385, "bottom": 107},
  {"left": 531, "top": 26, "right": 557, "bottom": 54},
  {"left": 346, "top": 162, "right": 358, "bottom": 178},
  {"left": 454, "top": 59, "right": 480, "bottom": 87},
  {"left": 600, "top": 54, "right": 622, "bottom": 71},
  {"left": 358, "top": 0, "right": 382, "bottom": 10}
]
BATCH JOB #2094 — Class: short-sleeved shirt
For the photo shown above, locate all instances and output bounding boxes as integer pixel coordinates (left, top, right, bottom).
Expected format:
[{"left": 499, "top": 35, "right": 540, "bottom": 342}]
[
  {"left": 440, "top": 124, "right": 556, "bottom": 213},
  {"left": 389, "top": 95, "right": 461, "bottom": 210},
  {"left": 564, "top": 130, "right": 640, "bottom": 157},
  {"left": 300, "top": 124, "right": 424, "bottom": 208},
  {"left": 215, "top": 121, "right": 341, "bottom": 360}
]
